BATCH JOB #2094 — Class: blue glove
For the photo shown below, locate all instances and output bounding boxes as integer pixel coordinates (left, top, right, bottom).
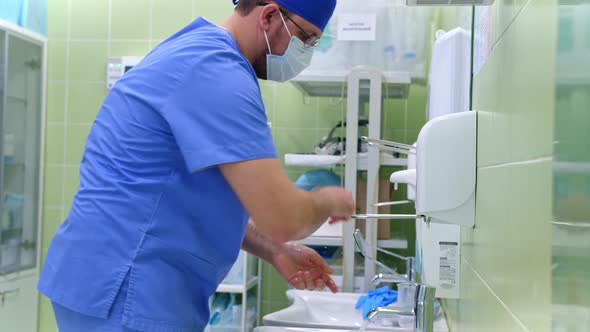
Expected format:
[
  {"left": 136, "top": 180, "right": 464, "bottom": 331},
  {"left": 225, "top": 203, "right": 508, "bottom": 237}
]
[{"left": 355, "top": 286, "right": 398, "bottom": 320}]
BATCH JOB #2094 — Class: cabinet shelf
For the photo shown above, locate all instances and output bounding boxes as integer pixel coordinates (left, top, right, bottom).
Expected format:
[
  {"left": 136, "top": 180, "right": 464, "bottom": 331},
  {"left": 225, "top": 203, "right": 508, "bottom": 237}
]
[
  {"left": 1, "top": 227, "right": 23, "bottom": 239},
  {"left": 3, "top": 161, "right": 25, "bottom": 168},
  {"left": 216, "top": 276, "right": 259, "bottom": 294},
  {"left": 7, "top": 95, "right": 27, "bottom": 105}
]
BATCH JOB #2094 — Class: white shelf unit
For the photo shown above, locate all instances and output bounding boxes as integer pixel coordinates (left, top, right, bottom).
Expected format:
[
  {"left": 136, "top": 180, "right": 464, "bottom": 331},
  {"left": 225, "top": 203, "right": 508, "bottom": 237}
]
[
  {"left": 206, "top": 251, "right": 261, "bottom": 332},
  {"left": 288, "top": 66, "right": 413, "bottom": 292},
  {"left": 216, "top": 276, "right": 259, "bottom": 294}
]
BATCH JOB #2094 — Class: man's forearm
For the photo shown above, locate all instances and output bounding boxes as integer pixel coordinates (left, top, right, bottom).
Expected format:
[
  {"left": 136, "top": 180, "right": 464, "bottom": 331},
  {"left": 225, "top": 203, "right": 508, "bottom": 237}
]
[{"left": 241, "top": 219, "right": 283, "bottom": 263}]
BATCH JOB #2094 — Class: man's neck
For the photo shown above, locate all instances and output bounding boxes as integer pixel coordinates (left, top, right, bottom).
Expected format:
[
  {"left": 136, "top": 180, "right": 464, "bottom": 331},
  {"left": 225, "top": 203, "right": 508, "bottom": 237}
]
[{"left": 219, "top": 13, "right": 258, "bottom": 64}]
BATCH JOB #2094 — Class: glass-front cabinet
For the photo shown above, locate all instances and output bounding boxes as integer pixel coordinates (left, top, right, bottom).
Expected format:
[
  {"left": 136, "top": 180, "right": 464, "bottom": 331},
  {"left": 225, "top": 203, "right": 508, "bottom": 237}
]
[
  {"left": 0, "top": 20, "right": 45, "bottom": 332},
  {"left": 0, "top": 25, "right": 43, "bottom": 277}
]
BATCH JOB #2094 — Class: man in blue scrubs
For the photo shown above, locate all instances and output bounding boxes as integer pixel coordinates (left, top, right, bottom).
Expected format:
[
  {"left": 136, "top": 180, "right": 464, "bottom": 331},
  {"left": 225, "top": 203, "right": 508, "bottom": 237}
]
[{"left": 39, "top": 0, "right": 355, "bottom": 331}]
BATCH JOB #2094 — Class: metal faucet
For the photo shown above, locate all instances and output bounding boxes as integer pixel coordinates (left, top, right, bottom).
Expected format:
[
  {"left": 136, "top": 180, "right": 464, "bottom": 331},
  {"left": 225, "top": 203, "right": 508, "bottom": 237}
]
[
  {"left": 353, "top": 229, "right": 436, "bottom": 332},
  {"left": 367, "top": 284, "right": 436, "bottom": 332}
]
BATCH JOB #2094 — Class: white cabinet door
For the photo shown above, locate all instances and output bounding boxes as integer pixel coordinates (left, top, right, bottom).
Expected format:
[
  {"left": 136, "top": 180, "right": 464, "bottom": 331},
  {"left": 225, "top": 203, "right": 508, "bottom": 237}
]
[{"left": 0, "top": 273, "right": 39, "bottom": 332}]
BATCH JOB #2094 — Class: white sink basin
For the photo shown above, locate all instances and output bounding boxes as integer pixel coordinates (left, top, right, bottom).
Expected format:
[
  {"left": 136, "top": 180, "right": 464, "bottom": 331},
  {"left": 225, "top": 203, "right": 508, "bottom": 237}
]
[{"left": 262, "top": 290, "right": 448, "bottom": 331}]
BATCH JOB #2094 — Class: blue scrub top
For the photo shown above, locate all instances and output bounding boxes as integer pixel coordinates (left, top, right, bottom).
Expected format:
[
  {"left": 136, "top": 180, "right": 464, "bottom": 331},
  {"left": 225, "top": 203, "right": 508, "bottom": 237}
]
[{"left": 38, "top": 17, "right": 277, "bottom": 332}]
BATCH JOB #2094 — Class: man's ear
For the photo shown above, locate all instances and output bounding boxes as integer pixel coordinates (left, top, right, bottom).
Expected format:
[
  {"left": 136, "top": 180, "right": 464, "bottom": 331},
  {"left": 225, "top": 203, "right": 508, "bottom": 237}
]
[{"left": 258, "top": 3, "right": 281, "bottom": 32}]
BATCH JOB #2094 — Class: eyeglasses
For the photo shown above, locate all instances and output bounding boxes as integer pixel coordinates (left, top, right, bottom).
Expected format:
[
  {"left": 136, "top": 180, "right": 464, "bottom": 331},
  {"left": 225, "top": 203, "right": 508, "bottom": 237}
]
[{"left": 256, "top": 2, "right": 320, "bottom": 48}]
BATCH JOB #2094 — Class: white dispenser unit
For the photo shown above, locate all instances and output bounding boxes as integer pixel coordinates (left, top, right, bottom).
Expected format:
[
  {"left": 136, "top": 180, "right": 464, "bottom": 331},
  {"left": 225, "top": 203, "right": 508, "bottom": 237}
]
[
  {"left": 417, "top": 27, "right": 473, "bottom": 299},
  {"left": 415, "top": 111, "right": 475, "bottom": 299},
  {"left": 417, "top": 27, "right": 473, "bottom": 228},
  {"left": 415, "top": 111, "right": 476, "bottom": 227},
  {"left": 413, "top": 111, "right": 475, "bottom": 300},
  {"left": 389, "top": 28, "right": 471, "bottom": 205},
  {"left": 427, "top": 28, "right": 471, "bottom": 121},
  {"left": 419, "top": 221, "right": 461, "bottom": 298},
  {"left": 371, "top": 28, "right": 472, "bottom": 299}
]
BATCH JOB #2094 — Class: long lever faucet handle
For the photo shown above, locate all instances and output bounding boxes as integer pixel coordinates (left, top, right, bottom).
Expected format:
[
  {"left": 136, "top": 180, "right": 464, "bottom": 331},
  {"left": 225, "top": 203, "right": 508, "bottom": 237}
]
[
  {"left": 361, "top": 136, "right": 417, "bottom": 155},
  {"left": 371, "top": 273, "right": 409, "bottom": 285}
]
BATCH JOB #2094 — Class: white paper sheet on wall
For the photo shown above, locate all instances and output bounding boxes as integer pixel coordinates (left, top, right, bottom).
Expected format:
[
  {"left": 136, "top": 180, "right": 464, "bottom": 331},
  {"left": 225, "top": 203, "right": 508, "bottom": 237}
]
[
  {"left": 337, "top": 14, "right": 377, "bottom": 41},
  {"left": 473, "top": 7, "right": 494, "bottom": 76}
]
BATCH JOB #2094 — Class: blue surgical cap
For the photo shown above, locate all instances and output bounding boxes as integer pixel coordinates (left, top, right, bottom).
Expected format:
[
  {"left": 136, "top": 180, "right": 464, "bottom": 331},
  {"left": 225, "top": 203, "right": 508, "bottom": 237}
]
[{"left": 274, "top": 0, "right": 337, "bottom": 31}]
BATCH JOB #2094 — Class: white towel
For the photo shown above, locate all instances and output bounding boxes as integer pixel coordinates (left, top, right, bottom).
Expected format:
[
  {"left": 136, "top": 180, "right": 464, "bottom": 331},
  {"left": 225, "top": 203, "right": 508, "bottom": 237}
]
[{"left": 284, "top": 154, "right": 345, "bottom": 168}]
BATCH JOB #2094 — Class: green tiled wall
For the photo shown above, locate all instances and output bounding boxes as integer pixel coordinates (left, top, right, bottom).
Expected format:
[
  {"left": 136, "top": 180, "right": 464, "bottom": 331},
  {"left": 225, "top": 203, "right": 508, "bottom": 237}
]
[
  {"left": 551, "top": 1, "right": 590, "bottom": 329},
  {"left": 42, "top": 0, "right": 431, "bottom": 330},
  {"left": 442, "top": 0, "right": 557, "bottom": 331}
]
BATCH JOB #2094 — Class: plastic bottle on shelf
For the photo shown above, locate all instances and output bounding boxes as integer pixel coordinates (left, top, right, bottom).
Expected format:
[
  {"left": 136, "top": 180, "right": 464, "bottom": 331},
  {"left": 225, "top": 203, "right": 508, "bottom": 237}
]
[
  {"left": 5, "top": 193, "right": 24, "bottom": 229},
  {"left": 4, "top": 133, "right": 15, "bottom": 163}
]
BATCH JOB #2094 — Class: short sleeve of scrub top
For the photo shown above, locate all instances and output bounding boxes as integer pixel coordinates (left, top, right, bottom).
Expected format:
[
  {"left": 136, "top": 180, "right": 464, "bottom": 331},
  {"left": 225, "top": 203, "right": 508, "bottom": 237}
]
[{"left": 159, "top": 47, "right": 276, "bottom": 173}]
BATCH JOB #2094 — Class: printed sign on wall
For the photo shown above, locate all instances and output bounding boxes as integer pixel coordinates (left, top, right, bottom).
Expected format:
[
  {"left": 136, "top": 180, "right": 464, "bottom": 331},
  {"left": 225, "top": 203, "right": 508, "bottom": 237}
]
[{"left": 337, "top": 14, "right": 377, "bottom": 41}]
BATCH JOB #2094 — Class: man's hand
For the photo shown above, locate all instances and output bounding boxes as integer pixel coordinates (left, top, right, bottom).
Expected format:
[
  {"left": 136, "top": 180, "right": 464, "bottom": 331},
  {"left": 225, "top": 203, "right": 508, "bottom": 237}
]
[{"left": 271, "top": 243, "right": 338, "bottom": 293}]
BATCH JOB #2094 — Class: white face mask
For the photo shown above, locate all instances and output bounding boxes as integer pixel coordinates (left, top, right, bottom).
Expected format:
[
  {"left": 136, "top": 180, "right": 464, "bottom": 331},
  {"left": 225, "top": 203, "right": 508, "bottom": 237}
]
[{"left": 264, "top": 12, "right": 314, "bottom": 82}]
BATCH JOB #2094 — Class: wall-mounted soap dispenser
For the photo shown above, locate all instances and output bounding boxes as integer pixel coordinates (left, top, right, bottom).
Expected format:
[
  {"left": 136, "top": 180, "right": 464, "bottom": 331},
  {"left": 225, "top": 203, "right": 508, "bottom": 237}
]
[
  {"left": 375, "top": 112, "right": 476, "bottom": 300},
  {"left": 365, "top": 28, "right": 474, "bottom": 299},
  {"left": 415, "top": 27, "right": 472, "bottom": 300},
  {"left": 388, "top": 27, "right": 472, "bottom": 210},
  {"left": 415, "top": 111, "right": 476, "bottom": 300},
  {"left": 415, "top": 111, "right": 477, "bottom": 227}
]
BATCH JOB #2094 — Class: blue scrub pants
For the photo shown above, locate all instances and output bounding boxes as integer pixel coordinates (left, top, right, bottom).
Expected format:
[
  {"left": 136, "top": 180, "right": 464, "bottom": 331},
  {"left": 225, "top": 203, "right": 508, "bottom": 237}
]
[{"left": 51, "top": 275, "right": 138, "bottom": 331}]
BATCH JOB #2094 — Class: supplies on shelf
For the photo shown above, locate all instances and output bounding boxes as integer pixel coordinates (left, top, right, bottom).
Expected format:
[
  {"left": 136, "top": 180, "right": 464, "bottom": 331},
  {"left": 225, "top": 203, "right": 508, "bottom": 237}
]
[
  {"left": 1, "top": 193, "right": 25, "bottom": 272},
  {"left": 3, "top": 193, "right": 24, "bottom": 229},
  {"left": 210, "top": 251, "right": 260, "bottom": 331},
  {"left": 3, "top": 133, "right": 15, "bottom": 163},
  {"left": 0, "top": 238, "right": 20, "bottom": 272},
  {"left": 207, "top": 293, "right": 256, "bottom": 332}
]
